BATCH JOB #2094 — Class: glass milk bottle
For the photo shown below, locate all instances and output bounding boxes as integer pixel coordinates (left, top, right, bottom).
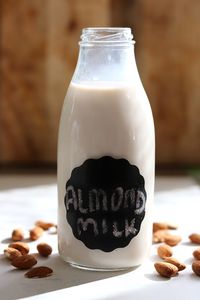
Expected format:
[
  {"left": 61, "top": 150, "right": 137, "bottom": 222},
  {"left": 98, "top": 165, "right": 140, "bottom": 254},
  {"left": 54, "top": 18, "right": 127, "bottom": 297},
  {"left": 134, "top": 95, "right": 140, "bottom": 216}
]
[{"left": 58, "top": 27, "right": 155, "bottom": 271}]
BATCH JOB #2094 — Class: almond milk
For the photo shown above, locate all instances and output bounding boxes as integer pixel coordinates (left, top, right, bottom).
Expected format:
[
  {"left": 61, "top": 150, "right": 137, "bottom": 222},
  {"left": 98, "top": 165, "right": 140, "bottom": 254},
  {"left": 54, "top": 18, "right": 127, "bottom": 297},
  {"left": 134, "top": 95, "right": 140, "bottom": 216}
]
[{"left": 57, "top": 28, "right": 155, "bottom": 270}]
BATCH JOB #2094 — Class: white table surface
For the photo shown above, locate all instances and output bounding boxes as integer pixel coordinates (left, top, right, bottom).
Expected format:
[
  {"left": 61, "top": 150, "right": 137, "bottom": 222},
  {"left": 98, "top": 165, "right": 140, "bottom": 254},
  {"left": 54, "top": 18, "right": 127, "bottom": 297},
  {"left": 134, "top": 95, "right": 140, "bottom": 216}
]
[{"left": 0, "top": 175, "right": 200, "bottom": 300}]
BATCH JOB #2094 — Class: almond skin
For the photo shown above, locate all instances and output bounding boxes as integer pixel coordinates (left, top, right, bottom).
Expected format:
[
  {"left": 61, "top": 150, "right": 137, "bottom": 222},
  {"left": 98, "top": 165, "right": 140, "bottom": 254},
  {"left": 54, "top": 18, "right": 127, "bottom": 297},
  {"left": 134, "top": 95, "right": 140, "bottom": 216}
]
[
  {"left": 189, "top": 234, "right": 200, "bottom": 244},
  {"left": 29, "top": 227, "right": 44, "bottom": 241},
  {"left": 37, "top": 243, "right": 52, "bottom": 257},
  {"left": 153, "top": 231, "right": 181, "bottom": 246},
  {"left": 35, "top": 220, "right": 55, "bottom": 231},
  {"left": 164, "top": 234, "right": 182, "bottom": 247},
  {"left": 167, "top": 223, "right": 178, "bottom": 230},
  {"left": 193, "top": 248, "right": 200, "bottom": 260},
  {"left": 157, "top": 244, "right": 173, "bottom": 259},
  {"left": 153, "top": 223, "right": 168, "bottom": 233},
  {"left": 154, "top": 262, "right": 178, "bottom": 278},
  {"left": 153, "top": 230, "right": 170, "bottom": 243},
  {"left": 153, "top": 223, "right": 178, "bottom": 233},
  {"left": 192, "top": 261, "right": 200, "bottom": 276},
  {"left": 164, "top": 257, "right": 186, "bottom": 271},
  {"left": 25, "top": 266, "right": 53, "bottom": 278},
  {"left": 9, "top": 242, "right": 29, "bottom": 255},
  {"left": 11, "top": 228, "right": 24, "bottom": 241},
  {"left": 11, "top": 254, "right": 37, "bottom": 270},
  {"left": 4, "top": 247, "right": 22, "bottom": 260}
]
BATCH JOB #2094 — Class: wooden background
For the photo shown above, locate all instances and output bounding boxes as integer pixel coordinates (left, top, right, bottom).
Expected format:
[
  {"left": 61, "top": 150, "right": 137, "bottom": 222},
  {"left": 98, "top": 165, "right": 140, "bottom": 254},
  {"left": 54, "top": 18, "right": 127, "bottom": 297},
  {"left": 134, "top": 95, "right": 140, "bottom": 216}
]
[{"left": 0, "top": 0, "right": 200, "bottom": 167}]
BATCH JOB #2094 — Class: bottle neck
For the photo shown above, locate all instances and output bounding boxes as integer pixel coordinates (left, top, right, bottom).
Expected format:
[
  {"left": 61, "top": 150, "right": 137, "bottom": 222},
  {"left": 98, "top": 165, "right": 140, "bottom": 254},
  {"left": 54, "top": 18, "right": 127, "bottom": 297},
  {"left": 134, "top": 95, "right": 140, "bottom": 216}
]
[
  {"left": 72, "top": 28, "right": 138, "bottom": 84},
  {"left": 80, "top": 27, "right": 134, "bottom": 46}
]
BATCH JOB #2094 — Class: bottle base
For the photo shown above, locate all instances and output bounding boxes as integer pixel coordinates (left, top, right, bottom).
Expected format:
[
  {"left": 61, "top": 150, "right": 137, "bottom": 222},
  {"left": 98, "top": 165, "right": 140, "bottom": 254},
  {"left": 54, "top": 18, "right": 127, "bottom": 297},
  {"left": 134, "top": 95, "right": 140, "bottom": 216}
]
[
  {"left": 69, "top": 261, "right": 134, "bottom": 272},
  {"left": 59, "top": 251, "right": 142, "bottom": 272}
]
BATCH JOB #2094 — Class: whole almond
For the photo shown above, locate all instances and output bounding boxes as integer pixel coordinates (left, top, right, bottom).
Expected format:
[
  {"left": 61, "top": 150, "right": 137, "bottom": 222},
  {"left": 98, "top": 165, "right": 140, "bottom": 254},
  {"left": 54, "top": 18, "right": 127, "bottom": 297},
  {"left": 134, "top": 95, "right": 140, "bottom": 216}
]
[
  {"left": 189, "top": 233, "right": 200, "bottom": 244},
  {"left": 153, "top": 230, "right": 170, "bottom": 243},
  {"left": 30, "top": 227, "right": 44, "bottom": 241},
  {"left": 25, "top": 266, "right": 53, "bottom": 278},
  {"left": 4, "top": 247, "right": 22, "bottom": 260},
  {"left": 37, "top": 243, "right": 52, "bottom": 257},
  {"left": 9, "top": 242, "right": 29, "bottom": 255},
  {"left": 11, "top": 254, "right": 37, "bottom": 270},
  {"left": 153, "top": 222, "right": 178, "bottom": 233},
  {"left": 157, "top": 244, "right": 173, "bottom": 259},
  {"left": 154, "top": 262, "right": 178, "bottom": 278},
  {"left": 11, "top": 228, "right": 24, "bottom": 241},
  {"left": 35, "top": 220, "right": 55, "bottom": 231},
  {"left": 193, "top": 248, "right": 200, "bottom": 260},
  {"left": 192, "top": 261, "right": 200, "bottom": 276},
  {"left": 164, "top": 234, "right": 182, "bottom": 247},
  {"left": 164, "top": 257, "right": 186, "bottom": 271}
]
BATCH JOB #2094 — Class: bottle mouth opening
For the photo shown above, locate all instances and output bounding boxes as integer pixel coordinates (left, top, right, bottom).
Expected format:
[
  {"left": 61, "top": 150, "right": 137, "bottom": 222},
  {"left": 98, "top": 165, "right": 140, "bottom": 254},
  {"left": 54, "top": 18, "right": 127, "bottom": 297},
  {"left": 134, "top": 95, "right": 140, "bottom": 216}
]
[{"left": 80, "top": 27, "right": 135, "bottom": 46}]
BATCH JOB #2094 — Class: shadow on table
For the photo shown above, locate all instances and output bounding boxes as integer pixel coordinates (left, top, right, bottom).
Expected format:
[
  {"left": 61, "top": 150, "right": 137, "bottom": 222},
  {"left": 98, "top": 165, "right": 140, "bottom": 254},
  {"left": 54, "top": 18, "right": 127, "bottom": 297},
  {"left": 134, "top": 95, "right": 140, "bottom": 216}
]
[{"left": 1, "top": 254, "right": 133, "bottom": 300}]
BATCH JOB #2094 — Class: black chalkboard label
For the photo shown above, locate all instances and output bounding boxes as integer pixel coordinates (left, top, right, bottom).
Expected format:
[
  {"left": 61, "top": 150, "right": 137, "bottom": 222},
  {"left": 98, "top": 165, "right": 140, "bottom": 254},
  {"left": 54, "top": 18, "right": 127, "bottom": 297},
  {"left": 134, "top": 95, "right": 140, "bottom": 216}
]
[{"left": 64, "top": 156, "right": 146, "bottom": 252}]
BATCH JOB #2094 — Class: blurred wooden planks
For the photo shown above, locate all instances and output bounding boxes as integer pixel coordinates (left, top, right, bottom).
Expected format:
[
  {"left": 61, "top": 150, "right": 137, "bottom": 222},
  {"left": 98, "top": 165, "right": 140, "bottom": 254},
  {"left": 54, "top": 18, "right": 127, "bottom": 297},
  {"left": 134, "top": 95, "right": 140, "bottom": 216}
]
[
  {"left": 0, "top": 0, "right": 200, "bottom": 166},
  {"left": 112, "top": 0, "right": 200, "bottom": 165},
  {"left": 0, "top": 0, "right": 110, "bottom": 164},
  {"left": 0, "top": 0, "right": 49, "bottom": 163}
]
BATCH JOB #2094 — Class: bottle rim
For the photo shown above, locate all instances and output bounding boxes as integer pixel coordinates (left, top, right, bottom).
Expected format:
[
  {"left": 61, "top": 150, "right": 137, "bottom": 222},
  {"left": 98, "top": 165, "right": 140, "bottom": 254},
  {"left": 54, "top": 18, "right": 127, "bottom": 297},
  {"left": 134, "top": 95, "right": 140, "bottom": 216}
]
[{"left": 79, "top": 27, "right": 135, "bottom": 46}]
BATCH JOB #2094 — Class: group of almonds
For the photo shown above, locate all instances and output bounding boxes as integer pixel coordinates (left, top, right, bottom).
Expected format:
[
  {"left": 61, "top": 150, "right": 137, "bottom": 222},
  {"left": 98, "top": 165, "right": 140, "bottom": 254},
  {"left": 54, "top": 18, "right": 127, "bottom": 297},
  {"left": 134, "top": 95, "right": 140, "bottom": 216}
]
[
  {"left": 3, "top": 220, "right": 200, "bottom": 279},
  {"left": 3, "top": 221, "right": 56, "bottom": 278},
  {"left": 153, "top": 222, "right": 200, "bottom": 278}
]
